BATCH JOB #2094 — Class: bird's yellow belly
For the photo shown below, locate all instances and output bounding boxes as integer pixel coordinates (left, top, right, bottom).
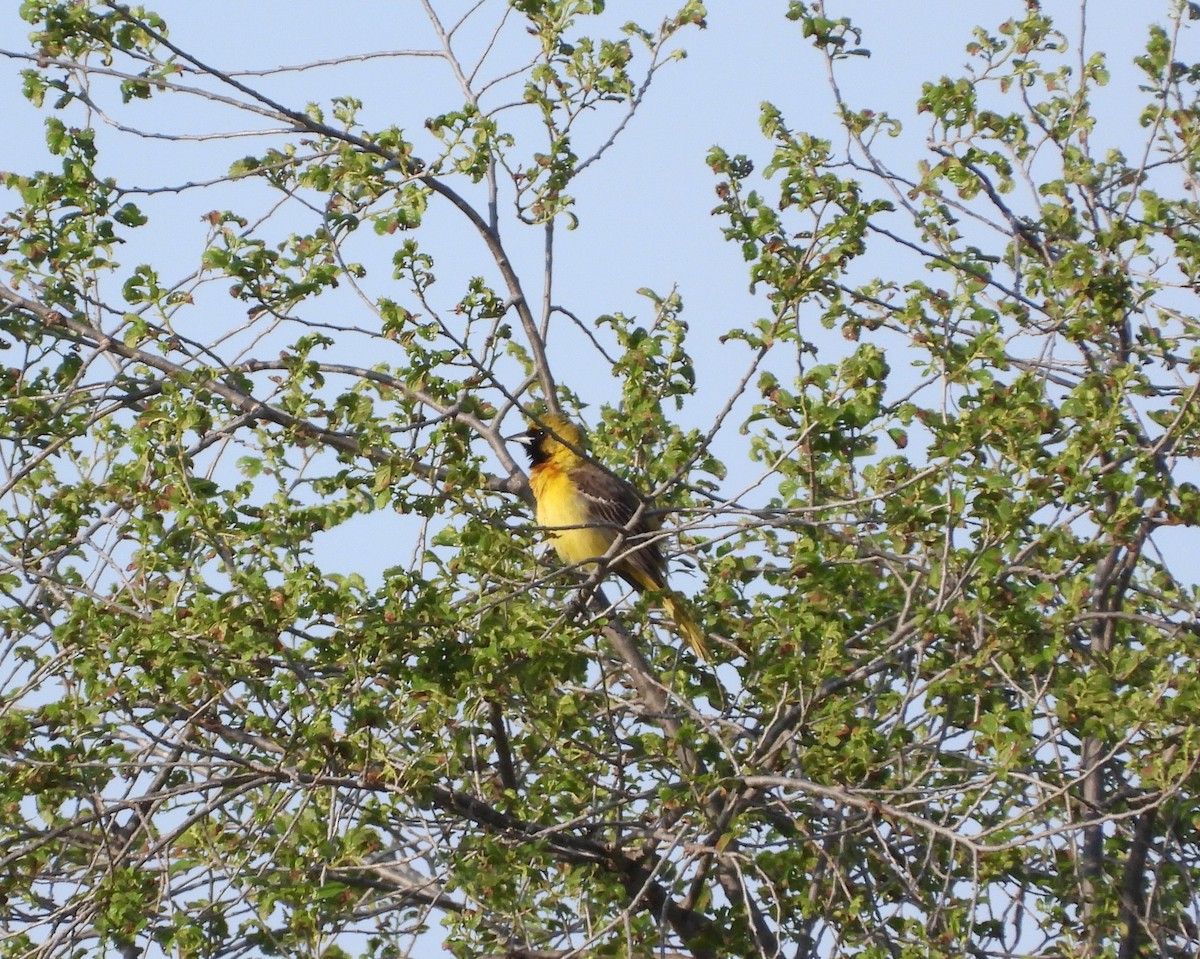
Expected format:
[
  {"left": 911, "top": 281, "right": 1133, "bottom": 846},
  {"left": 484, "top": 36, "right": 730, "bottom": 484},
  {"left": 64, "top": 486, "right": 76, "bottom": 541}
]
[{"left": 546, "top": 522, "right": 612, "bottom": 566}]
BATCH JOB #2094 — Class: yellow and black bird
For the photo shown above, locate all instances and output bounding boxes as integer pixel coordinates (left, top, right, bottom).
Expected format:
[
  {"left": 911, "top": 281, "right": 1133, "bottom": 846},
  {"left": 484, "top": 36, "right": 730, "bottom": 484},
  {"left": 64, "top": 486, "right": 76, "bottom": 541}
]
[{"left": 512, "top": 413, "right": 711, "bottom": 662}]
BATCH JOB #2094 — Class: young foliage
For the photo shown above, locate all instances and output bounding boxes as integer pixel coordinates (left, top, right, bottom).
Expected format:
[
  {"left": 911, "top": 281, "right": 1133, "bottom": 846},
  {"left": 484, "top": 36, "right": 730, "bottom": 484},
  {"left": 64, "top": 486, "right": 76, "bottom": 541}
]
[{"left": 0, "top": 2, "right": 1198, "bottom": 958}]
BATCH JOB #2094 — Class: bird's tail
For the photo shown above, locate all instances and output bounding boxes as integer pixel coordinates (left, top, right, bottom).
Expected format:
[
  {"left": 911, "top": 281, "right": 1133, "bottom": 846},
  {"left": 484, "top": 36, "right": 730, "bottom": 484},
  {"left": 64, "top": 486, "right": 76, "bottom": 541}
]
[{"left": 662, "top": 591, "right": 712, "bottom": 663}]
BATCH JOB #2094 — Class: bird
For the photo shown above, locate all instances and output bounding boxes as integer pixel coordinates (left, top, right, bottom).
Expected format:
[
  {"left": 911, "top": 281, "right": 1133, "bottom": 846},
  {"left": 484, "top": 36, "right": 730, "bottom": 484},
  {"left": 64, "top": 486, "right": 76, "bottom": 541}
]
[{"left": 511, "top": 412, "right": 711, "bottom": 662}]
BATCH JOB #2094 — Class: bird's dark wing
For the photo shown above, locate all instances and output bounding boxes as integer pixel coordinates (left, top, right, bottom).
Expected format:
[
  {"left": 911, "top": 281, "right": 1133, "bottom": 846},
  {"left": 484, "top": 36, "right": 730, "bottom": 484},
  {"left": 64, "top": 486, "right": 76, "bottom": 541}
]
[{"left": 569, "top": 464, "right": 666, "bottom": 592}]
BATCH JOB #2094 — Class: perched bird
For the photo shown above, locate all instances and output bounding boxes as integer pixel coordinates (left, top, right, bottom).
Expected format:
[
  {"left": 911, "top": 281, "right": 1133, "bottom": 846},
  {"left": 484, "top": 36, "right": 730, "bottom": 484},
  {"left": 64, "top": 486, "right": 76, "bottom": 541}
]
[{"left": 511, "top": 413, "right": 711, "bottom": 662}]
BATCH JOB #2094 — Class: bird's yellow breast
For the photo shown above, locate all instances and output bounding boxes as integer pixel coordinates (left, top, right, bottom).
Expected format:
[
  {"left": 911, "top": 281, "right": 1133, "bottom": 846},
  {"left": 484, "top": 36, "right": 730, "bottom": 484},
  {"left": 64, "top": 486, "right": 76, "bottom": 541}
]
[{"left": 530, "top": 462, "right": 615, "bottom": 565}]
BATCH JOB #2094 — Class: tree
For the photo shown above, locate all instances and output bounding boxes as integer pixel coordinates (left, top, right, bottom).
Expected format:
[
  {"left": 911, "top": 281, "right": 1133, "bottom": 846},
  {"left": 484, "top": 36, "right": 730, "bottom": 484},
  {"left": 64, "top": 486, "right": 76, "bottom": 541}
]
[{"left": 1, "top": 0, "right": 1199, "bottom": 956}]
